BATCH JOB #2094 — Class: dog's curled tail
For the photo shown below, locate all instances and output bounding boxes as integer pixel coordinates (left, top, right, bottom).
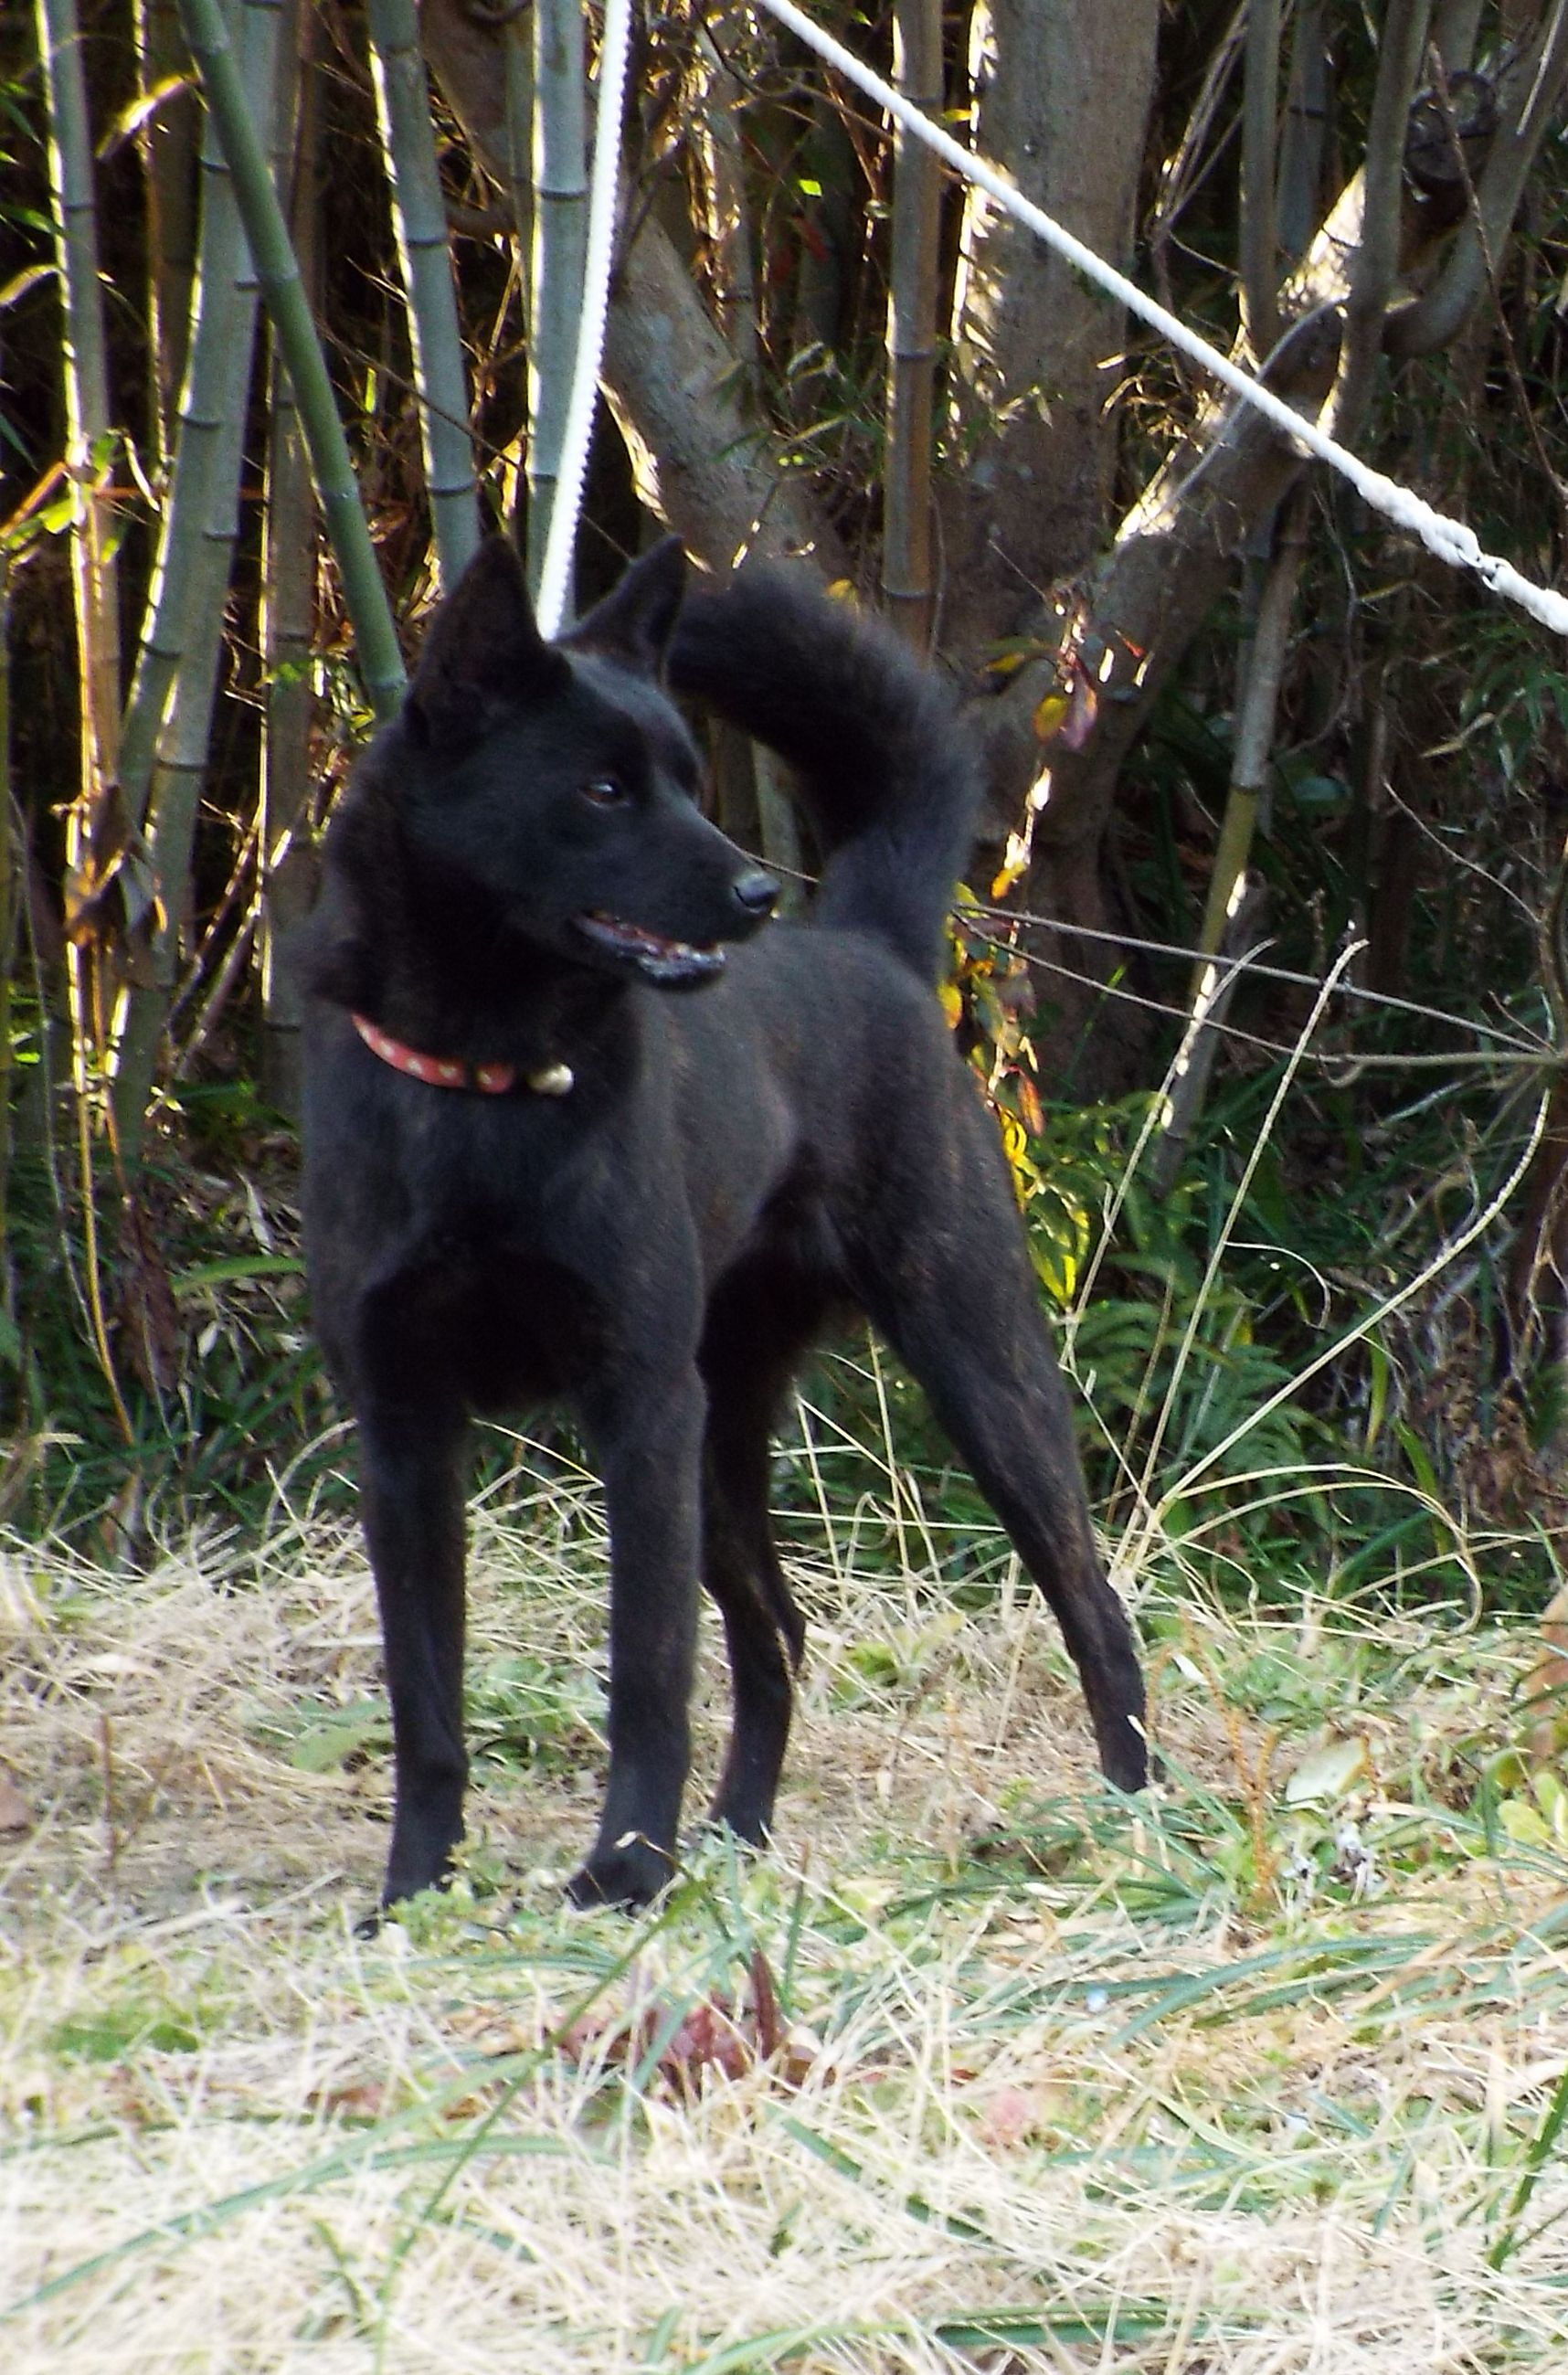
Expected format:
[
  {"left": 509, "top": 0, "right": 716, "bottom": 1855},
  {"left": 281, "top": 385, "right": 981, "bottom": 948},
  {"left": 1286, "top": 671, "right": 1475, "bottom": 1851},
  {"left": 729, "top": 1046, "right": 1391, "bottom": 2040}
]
[{"left": 668, "top": 569, "right": 982, "bottom": 983}]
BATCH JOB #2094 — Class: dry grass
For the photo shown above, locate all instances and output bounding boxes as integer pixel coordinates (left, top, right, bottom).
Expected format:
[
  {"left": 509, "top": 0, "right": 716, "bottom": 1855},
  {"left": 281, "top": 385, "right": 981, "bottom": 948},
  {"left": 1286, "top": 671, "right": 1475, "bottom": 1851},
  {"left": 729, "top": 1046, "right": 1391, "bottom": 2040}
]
[{"left": 2, "top": 1434, "right": 1566, "bottom": 2372}]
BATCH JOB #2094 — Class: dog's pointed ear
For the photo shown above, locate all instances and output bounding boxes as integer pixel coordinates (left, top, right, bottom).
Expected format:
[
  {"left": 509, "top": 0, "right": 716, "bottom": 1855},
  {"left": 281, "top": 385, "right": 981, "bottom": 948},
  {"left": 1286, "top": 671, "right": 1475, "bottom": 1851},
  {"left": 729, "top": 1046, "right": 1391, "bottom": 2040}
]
[
  {"left": 567, "top": 537, "right": 689, "bottom": 675},
  {"left": 404, "top": 538, "right": 566, "bottom": 745}
]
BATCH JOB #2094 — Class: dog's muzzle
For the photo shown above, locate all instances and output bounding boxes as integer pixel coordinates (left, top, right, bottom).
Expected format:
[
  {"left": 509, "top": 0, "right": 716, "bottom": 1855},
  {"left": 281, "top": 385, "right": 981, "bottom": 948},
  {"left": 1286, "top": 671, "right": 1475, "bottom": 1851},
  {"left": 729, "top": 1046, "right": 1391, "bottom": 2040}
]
[
  {"left": 575, "top": 871, "right": 779, "bottom": 985},
  {"left": 576, "top": 912, "right": 729, "bottom": 984}
]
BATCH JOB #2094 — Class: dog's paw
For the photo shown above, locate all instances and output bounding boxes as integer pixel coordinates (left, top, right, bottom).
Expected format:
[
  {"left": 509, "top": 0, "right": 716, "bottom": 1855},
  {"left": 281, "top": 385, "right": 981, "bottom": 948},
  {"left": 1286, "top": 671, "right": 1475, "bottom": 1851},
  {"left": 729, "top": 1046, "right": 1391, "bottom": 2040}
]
[
  {"left": 1097, "top": 1722, "right": 1153, "bottom": 1797},
  {"left": 702, "top": 1799, "right": 772, "bottom": 1851},
  {"left": 567, "top": 1837, "right": 674, "bottom": 1911}
]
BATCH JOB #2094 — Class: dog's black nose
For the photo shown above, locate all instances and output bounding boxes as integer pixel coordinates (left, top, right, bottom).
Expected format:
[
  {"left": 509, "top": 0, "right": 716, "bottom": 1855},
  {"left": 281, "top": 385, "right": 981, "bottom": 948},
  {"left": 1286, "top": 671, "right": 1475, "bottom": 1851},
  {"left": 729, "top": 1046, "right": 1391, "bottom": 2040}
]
[{"left": 732, "top": 868, "right": 780, "bottom": 918}]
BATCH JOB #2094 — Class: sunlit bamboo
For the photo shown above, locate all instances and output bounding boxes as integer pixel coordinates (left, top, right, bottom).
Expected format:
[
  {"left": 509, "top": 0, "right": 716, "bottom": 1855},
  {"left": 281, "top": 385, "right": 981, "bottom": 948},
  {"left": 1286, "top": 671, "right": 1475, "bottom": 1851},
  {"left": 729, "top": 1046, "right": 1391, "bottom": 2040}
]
[
  {"left": 525, "top": 0, "right": 588, "bottom": 600},
  {"left": 35, "top": 0, "right": 122, "bottom": 1013},
  {"left": 366, "top": 0, "right": 480, "bottom": 586},
  {"left": 118, "top": 0, "right": 261, "bottom": 837},
  {"left": 113, "top": 0, "right": 281, "bottom": 1157},
  {"left": 260, "top": 0, "right": 319, "bottom": 1118},
  {"left": 175, "top": 0, "right": 406, "bottom": 720}
]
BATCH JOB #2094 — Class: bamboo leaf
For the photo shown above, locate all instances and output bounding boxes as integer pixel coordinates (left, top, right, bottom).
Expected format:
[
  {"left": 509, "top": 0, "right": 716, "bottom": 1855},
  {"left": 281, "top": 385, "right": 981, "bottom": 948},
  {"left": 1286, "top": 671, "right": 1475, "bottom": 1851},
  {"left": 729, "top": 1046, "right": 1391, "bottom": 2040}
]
[{"left": 95, "top": 71, "right": 196, "bottom": 161}]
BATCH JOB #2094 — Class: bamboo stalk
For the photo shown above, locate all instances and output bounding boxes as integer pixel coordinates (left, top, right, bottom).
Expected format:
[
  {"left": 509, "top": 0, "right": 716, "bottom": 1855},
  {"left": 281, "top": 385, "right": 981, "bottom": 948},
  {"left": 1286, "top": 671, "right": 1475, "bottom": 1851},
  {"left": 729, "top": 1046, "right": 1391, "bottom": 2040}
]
[
  {"left": 1152, "top": 484, "right": 1311, "bottom": 1193},
  {"left": 366, "top": 0, "right": 481, "bottom": 587},
  {"left": 497, "top": 11, "right": 533, "bottom": 525},
  {"left": 135, "top": 0, "right": 199, "bottom": 461},
  {"left": 260, "top": 0, "right": 319, "bottom": 1119},
  {"left": 112, "top": 0, "right": 280, "bottom": 1159},
  {"left": 1277, "top": 0, "right": 1328, "bottom": 261},
  {"left": 35, "top": 0, "right": 122, "bottom": 1022},
  {"left": 1332, "top": 0, "right": 1434, "bottom": 440},
  {"left": 1240, "top": 0, "right": 1281, "bottom": 359},
  {"left": 882, "top": 0, "right": 942, "bottom": 652},
  {"left": 36, "top": 0, "right": 122, "bottom": 810},
  {"left": 175, "top": 0, "right": 406, "bottom": 720},
  {"left": 37, "top": 0, "right": 132, "bottom": 1436},
  {"left": 525, "top": 0, "right": 588, "bottom": 601},
  {"left": 119, "top": 0, "right": 264, "bottom": 838}
]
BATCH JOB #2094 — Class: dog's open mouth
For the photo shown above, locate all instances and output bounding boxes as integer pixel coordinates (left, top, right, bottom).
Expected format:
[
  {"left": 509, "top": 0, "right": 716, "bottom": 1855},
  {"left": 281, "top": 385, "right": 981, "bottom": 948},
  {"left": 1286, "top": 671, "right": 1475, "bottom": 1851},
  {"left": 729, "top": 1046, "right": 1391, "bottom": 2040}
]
[{"left": 575, "top": 912, "right": 728, "bottom": 985}]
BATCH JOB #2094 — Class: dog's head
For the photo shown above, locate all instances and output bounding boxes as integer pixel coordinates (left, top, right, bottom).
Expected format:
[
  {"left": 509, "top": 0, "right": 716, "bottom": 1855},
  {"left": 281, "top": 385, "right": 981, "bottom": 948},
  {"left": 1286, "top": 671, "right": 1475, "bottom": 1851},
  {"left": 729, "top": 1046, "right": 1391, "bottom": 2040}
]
[{"left": 389, "top": 537, "right": 778, "bottom": 987}]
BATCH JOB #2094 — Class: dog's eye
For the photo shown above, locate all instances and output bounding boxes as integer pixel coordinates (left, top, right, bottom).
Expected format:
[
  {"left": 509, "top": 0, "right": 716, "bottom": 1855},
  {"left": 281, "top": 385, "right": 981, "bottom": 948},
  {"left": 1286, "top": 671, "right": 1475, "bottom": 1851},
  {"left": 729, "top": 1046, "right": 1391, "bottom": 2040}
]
[{"left": 581, "top": 776, "right": 628, "bottom": 808}]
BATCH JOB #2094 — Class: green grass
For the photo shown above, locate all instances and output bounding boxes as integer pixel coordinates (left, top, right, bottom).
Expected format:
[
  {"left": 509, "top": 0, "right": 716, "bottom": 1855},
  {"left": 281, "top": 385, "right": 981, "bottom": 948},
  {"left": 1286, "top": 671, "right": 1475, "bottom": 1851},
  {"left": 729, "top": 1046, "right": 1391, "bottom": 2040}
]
[{"left": 2, "top": 1432, "right": 1565, "bottom": 2372}]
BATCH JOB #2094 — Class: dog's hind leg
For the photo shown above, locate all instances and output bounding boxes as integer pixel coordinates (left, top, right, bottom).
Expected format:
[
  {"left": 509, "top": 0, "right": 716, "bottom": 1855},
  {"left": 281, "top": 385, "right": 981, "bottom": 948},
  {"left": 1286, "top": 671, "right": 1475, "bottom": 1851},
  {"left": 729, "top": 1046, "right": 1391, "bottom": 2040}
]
[
  {"left": 855, "top": 1180, "right": 1148, "bottom": 1793},
  {"left": 357, "top": 1401, "right": 472, "bottom": 1906},
  {"left": 701, "top": 1404, "right": 806, "bottom": 1846},
  {"left": 696, "top": 1284, "right": 821, "bottom": 1844}
]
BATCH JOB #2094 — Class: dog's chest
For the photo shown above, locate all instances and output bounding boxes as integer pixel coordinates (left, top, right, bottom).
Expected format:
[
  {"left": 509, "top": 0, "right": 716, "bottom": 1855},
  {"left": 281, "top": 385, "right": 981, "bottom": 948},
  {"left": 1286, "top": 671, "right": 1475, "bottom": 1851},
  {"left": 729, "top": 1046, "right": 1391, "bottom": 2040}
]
[{"left": 370, "top": 1206, "right": 604, "bottom": 1412}]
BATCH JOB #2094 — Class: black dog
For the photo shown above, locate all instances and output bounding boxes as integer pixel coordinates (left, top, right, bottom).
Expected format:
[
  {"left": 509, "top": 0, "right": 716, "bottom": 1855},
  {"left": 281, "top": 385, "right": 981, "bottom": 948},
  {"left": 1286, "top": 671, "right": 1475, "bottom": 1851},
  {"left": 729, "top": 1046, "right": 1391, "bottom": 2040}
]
[{"left": 300, "top": 536, "right": 1146, "bottom": 1911}]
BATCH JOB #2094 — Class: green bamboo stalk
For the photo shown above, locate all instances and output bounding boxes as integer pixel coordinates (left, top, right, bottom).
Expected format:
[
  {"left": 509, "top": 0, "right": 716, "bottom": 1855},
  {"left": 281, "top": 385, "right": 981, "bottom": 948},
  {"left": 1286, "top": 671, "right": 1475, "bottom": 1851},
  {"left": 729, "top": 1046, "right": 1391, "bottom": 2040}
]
[
  {"left": 119, "top": 0, "right": 266, "bottom": 840},
  {"left": 497, "top": 13, "right": 534, "bottom": 524},
  {"left": 1277, "top": 0, "right": 1328, "bottom": 261},
  {"left": 1331, "top": 0, "right": 1434, "bottom": 442},
  {"left": 366, "top": 0, "right": 481, "bottom": 587},
  {"left": 1240, "top": 0, "right": 1282, "bottom": 360},
  {"left": 175, "top": 0, "right": 406, "bottom": 720},
  {"left": 112, "top": 0, "right": 280, "bottom": 1159},
  {"left": 1151, "top": 483, "right": 1311, "bottom": 1193},
  {"left": 525, "top": 0, "right": 588, "bottom": 601},
  {"left": 260, "top": 0, "right": 320, "bottom": 1117},
  {"left": 36, "top": 0, "right": 123, "bottom": 924},
  {"left": 881, "top": 0, "right": 942, "bottom": 652},
  {"left": 37, "top": 0, "right": 132, "bottom": 1438},
  {"left": 135, "top": 0, "right": 199, "bottom": 461}
]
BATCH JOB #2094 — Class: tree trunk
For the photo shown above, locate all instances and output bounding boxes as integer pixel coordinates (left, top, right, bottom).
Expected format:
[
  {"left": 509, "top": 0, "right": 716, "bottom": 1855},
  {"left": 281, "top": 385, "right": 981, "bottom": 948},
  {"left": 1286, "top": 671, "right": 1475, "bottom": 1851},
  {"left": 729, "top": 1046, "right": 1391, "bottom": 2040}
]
[{"left": 938, "top": 0, "right": 1161, "bottom": 652}]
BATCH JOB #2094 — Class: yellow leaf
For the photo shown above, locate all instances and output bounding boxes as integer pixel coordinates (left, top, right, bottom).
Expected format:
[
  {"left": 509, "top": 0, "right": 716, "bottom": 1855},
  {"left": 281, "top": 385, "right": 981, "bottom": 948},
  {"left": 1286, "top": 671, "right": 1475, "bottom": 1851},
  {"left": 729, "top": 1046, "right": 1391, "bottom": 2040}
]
[
  {"left": 991, "top": 825, "right": 1033, "bottom": 898},
  {"left": 1033, "top": 690, "right": 1070, "bottom": 742}
]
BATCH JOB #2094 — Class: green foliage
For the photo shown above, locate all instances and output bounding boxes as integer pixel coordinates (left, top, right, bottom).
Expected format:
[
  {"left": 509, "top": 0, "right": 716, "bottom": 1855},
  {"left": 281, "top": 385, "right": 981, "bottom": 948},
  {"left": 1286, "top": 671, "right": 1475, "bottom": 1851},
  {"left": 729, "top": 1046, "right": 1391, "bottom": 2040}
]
[
  {"left": 50, "top": 2003, "right": 202, "bottom": 2063},
  {"left": 1025, "top": 1092, "right": 1325, "bottom": 1483},
  {"left": 2, "top": 1081, "right": 336, "bottom": 1531}
]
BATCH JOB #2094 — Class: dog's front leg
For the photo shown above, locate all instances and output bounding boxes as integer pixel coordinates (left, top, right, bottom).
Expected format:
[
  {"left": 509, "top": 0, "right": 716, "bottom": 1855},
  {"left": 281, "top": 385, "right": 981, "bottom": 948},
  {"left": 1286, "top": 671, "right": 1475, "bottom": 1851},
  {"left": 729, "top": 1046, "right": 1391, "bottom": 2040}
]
[
  {"left": 569, "top": 1370, "right": 706, "bottom": 1909},
  {"left": 357, "top": 1401, "right": 471, "bottom": 1908}
]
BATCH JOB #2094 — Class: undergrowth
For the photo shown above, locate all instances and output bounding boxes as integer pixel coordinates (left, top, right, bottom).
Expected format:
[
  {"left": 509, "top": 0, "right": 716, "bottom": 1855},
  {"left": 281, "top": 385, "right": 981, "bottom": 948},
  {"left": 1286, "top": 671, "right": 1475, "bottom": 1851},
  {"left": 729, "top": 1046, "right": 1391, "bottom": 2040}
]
[{"left": 10, "top": 1024, "right": 1563, "bottom": 1633}]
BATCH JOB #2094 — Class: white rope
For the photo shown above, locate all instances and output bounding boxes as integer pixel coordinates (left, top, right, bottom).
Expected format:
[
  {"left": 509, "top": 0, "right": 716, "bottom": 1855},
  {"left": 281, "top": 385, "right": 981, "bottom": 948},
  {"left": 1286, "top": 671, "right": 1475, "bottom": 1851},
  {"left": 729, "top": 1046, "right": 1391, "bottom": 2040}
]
[
  {"left": 755, "top": 0, "right": 1568, "bottom": 640},
  {"left": 534, "top": 0, "right": 635, "bottom": 638}
]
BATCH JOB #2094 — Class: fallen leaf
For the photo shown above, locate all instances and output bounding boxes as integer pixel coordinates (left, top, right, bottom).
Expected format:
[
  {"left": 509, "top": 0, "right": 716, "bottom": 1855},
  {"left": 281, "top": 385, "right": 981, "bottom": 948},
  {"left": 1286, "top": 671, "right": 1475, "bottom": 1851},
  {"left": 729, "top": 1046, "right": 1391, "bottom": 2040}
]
[
  {"left": 977, "top": 2083, "right": 1036, "bottom": 2149},
  {"left": 560, "top": 1949, "right": 812, "bottom": 2099},
  {"left": 1284, "top": 1735, "right": 1372, "bottom": 1806}
]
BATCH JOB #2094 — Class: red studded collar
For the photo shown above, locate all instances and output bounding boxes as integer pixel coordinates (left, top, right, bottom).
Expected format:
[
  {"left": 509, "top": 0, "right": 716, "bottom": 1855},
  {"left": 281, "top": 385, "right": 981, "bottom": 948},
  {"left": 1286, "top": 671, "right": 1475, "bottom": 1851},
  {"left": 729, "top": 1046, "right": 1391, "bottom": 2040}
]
[{"left": 351, "top": 1013, "right": 574, "bottom": 1097}]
